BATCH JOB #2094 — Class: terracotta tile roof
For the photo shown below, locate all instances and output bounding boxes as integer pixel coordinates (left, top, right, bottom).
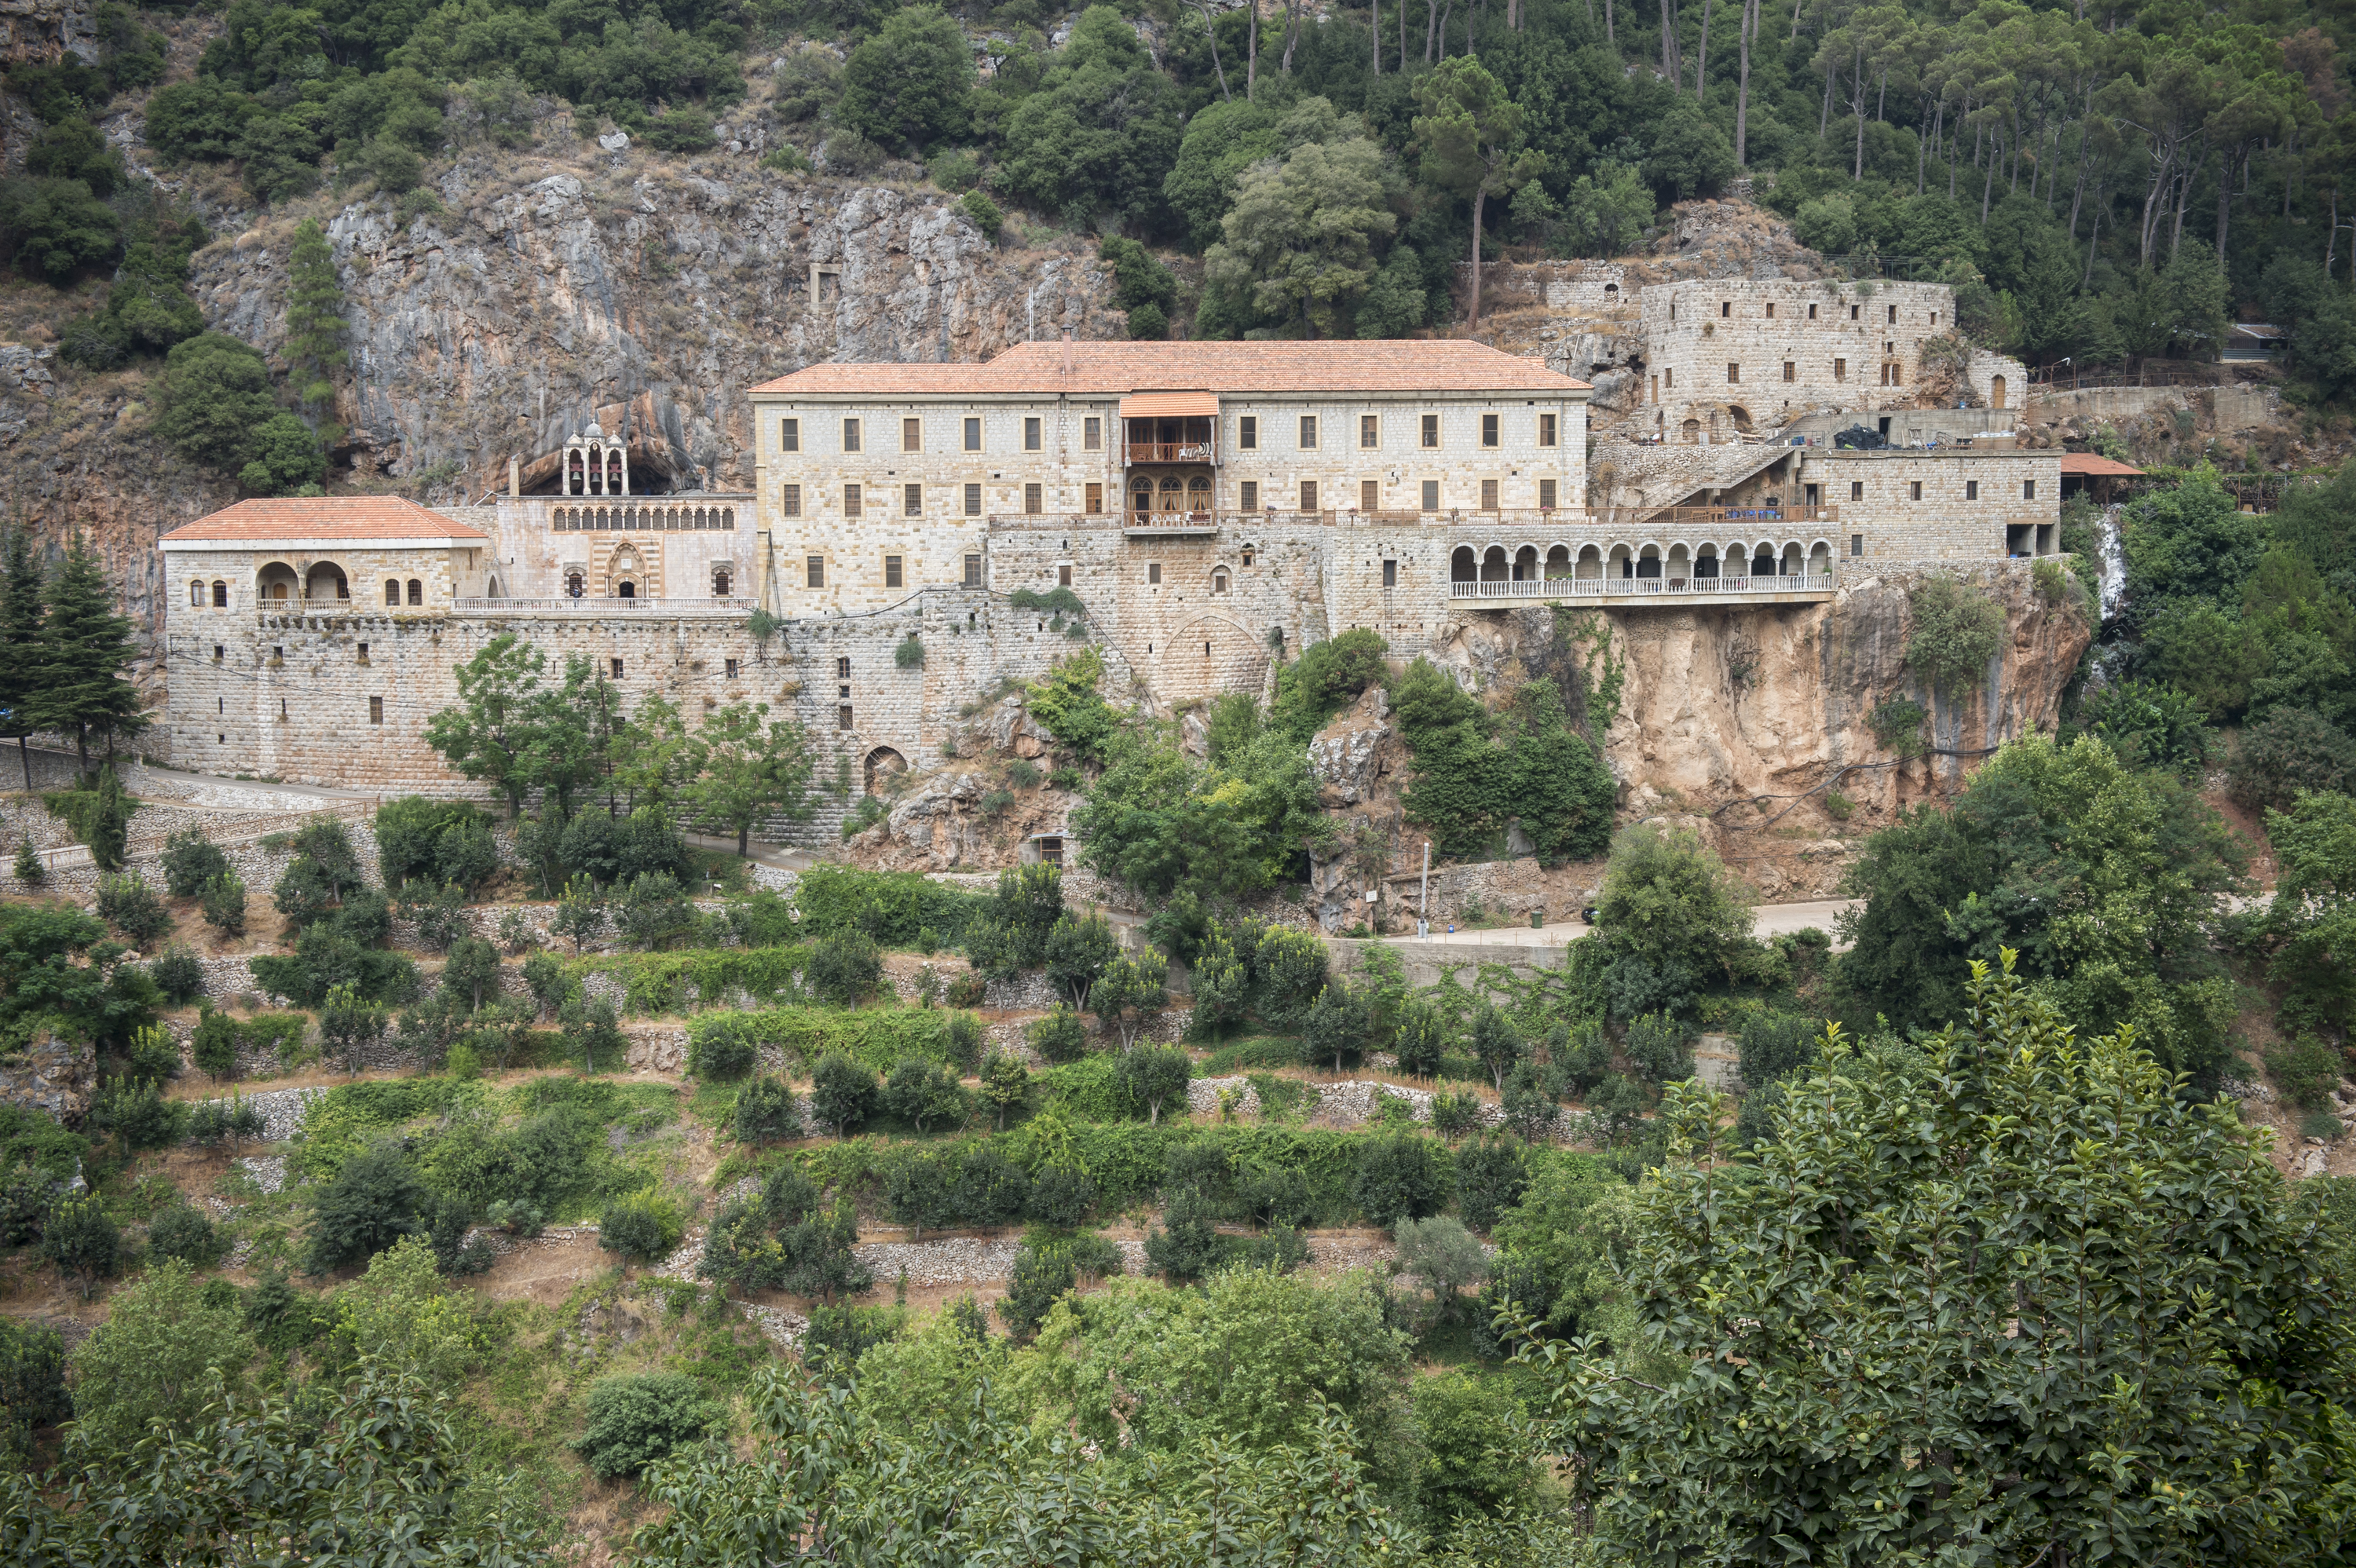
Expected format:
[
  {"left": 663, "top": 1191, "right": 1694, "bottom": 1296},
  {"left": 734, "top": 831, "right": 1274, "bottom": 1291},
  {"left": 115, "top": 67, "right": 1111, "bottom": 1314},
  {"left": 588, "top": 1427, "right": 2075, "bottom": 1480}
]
[
  {"left": 161, "top": 497, "right": 491, "bottom": 543},
  {"left": 751, "top": 340, "right": 1591, "bottom": 397},
  {"left": 2055, "top": 453, "right": 2145, "bottom": 477}
]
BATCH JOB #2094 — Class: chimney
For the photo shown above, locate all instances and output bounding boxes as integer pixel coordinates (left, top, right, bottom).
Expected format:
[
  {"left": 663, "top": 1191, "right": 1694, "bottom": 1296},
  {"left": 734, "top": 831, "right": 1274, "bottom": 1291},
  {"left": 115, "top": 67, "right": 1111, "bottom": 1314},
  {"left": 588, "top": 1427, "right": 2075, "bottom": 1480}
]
[
  {"left": 1061, "top": 328, "right": 1073, "bottom": 375},
  {"left": 507, "top": 455, "right": 520, "bottom": 498}
]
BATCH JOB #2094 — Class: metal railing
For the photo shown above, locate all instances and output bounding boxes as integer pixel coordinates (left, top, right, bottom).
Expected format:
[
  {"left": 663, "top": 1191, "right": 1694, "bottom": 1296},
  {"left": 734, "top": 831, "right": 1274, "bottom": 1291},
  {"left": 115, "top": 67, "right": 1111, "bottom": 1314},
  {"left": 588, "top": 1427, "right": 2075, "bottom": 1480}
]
[
  {"left": 1124, "top": 441, "right": 1217, "bottom": 464},
  {"left": 454, "top": 595, "right": 757, "bottom": 614},
  {"left": 1449, "top": 568, "right": 1838, "bottom": 601}
]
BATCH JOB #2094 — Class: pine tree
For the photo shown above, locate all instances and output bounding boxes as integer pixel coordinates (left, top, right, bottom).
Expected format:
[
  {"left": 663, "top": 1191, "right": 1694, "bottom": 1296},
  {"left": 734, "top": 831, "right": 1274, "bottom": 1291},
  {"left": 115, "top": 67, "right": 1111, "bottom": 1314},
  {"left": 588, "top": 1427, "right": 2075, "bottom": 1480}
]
[
  {"left": 34, "top": 535, "right": 145, "bottom": 777},
  {"left": 0, "top": 527, "right": 46, "bottom": 790},
  {"left": 283, "top": 218, "right": 347, "bottom": 441}
]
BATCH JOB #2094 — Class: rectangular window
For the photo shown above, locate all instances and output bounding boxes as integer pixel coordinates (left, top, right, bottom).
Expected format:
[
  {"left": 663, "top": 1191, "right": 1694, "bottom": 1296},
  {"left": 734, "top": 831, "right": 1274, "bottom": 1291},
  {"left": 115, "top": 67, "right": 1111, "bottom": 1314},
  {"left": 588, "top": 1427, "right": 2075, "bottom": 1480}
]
[
  {"left": 1850, "top": 481, "right": 1864, "bottom": 502},
  {"left": 1765, "top": 302, "right": 1776, "bottom": 318},
  {"left": 726, "top": 658, "right": 740, "bottom": 678},
  {"left": 885, "top": 554, "right": 903, "bottom": 587},
  {"left": 964, "top": 482, "right": 982, "bottom": 517},
  {"left": 1480, "top": 412, "right": 1499, "bottom": 447},
  {"left": 781, "top": 484, "right": 802, "bottom": 517},
  {"left": 1809, "top": 303, "right": 1819, "bottom": 320},
  {"left": 1382, "top": 559, "right": 1397, "bottom": 588},
  {"left": 780, "top": 417, "right": 800, "bottom": 452},
  {"left": 842, "top": 417, "right": 862, "bottom": 452},
  {"left": 1965, "top": 479, "right": 1979, "bottom": 500},
  {"left": 1023, "top": 416, "right": 1041, "bottom": 451},
  {"left": 368, "top": 696, "right": 382, "bottom": 724},
  {"left": 902, "top": 417, "right": 921, "bottom": 452},
  {"left": 1301, "top": 480, "right": 1319, "bottom": 512},
  {"left": 611, "top": 657, "right": 625, "bottom": 678},
  {"left": 1539, "top": 477, "right": 1558, "bottom": 509},
  {"left": 1085, "top": 482, "right": 1103, "bottom": 514},
  {"left": 839, "top": 705, "right": 854, "bottom": 730},
  {"left": 837, "top": 657, "right": 852, "bottom": 679},
  {"left": 1720, "top": 300, "right": 1732, "bottom": 317},
  {"left": 1664, "top": 367, "right": 1674, "bottom": 389},
  {"left": 1240, "top": 481, "right": 1259, "bottom": 510},
  {"left": 1421, "top": 479, "right": 1440, "bottom": 510},
  {"left": 1083, "top": 416, "right": 1101, "bottom": 451},
  {"left": 964, "top": 416, "right": 982, "bottom": 451},
  {"left": 847, "top": 483, "right": 868, "bottom": 517},
  {"left": 1727, "top": 363, "right": 1740, "bottom": 384},
  {"left": 1058, "top": 564, "right": 1073, "bottom": 587},
  {"left": 1909, "top": 481, "right": 1923, "bottom": 501},
  {"left": 2023, "top": 479, "right": 2036, "bottom": 500},
  {"left": 1023, "top": 482, "right": 1043, "bottom": 514},
  {"left": 1850, "top": 534, "right": 1864, "bottom": 557},
  {"left": 1239, "top": 415, "right": 1257, "bottom": 450},
  {"left": 1148, "top": 562, "right": 1162, "bottom": 584},
  {"left": 1538, "top": 412, "right": 1557, "bottom": 446},
  {"left": 1834, "top": 358, "right": 1847, "bottom": 382},
  {"left": 1480, "top": 477, "right": 1499, "bottom": 510},
  {"left": 1888, "top": 303, "right": 1898, "bottom": 324},
  {"left": 1849, "top": 304, "right": 1860, "bottom": 320},
  {"left": 1420, "top": 413, "right": 1440, "bottom": 448},
  {"left": 1298, "top": 415, "right": 1318, "bottom": 449},
  {"left": 807, "top": 555, "right": 825, "bottom": 587},
  {"left": 904, "top": 482, "right": 922, "bottom": 516},
  {"left": 964, "top": 554, "right": 982, "bottom": 587},
  {"left": 1361, "top": 479, "right": 1380, "bottom": 511},
  {"left": 1359, "top": 413, "right": 1378, "bottom": 448},
  {"left": 1932, "top": 311, "right": 1940, "bottom": 327},
  {"left": 1783, "top": 362, "right": 1796, "bottom": 382}
]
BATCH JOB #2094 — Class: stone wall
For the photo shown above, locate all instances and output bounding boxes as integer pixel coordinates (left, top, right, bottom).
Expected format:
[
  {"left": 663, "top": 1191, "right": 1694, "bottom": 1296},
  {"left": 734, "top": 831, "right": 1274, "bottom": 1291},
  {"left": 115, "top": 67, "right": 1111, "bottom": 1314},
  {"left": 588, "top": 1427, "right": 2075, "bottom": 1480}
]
[{"left": 0, "top": 1033, "right": 95, "bottom": 1125}]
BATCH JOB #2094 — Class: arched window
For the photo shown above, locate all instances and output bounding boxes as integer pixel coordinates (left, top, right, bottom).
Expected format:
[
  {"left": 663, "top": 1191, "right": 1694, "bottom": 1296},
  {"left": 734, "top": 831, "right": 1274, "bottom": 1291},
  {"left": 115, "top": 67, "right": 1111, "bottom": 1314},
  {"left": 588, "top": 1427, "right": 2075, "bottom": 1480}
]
[
  {"left": 1211, "top": 568, "right": 1229, "bottom": 595},
  {"left": 485, "top": 576, "right": 503, "bottom": 599},
  {"left": 406, "top": 579, "right": 423, "bottom": 605},
  {"left": 712, "top": 568, "right": 733, "bottom": 597},
  {"left": 211, "top": 581, "right": 227, "bottom": 608},
  {"left": 188, "top": 580, "right": 204, "bottom": 608},
  {"left": 1130, "top": 481, "right": 1153, "bottom": 517},
  {"left": 386, "top": 579, "right": 401, "bottom": 605},
  {"left": 617, "top": 580, "right": 636, "bottom": 599},
  {"left": 565, "top": 572, "right": 585, "bottom": 598}
]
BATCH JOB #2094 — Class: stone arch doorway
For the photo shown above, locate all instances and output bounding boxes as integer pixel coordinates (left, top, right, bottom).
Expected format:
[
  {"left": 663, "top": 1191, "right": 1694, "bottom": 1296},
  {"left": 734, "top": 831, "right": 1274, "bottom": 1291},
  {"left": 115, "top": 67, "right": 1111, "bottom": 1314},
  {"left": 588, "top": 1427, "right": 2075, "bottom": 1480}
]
[
  {"left": 304, "top": 561, "right": 349, "bottom": 601},
  {"left": 1681, "top": 418, "right": 1701, "bottom": 443},
  {"left": 1989, "top": 375, "right": 2007, "bottom": 409},
  {"left": 609, "top": 545, "right": 642, "bottom": 598},
  {"left": 864, "top": 747, "right": 907, "bottom": 795}
]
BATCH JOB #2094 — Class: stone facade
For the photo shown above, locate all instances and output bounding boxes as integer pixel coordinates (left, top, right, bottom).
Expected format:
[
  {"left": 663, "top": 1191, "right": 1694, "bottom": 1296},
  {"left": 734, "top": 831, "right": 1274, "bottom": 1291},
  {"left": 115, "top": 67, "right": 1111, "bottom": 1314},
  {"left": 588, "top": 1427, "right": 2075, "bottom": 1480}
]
[{"left": 1637, "top": 280, "right": 2027, "bottom": 440}]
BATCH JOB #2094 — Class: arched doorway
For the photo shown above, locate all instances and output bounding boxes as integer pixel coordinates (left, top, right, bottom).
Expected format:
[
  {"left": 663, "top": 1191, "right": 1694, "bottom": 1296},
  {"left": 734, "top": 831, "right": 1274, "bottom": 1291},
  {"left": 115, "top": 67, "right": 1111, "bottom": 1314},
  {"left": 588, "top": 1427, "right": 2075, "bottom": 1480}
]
[
  {"left": 304, "top": 562, "right": 349, "bottom": 601},
  {"left": 1681, "top": 418, "right": 1701, "bottom": 444},
  {"left": 1451, "top": 546, "right": 1476, "bottom": 582},
  {"left": 258, "top": 563, "right": 299, "bottom": 602},
  {"left": 1989, "top": 375, "right": 2007, "bottom": 409},
  {"left": 1480, "top": 546, "right": 1509, "bottom": 581},
  {"left": 864, "top": 747, "right": 907, "bottom": 795}
]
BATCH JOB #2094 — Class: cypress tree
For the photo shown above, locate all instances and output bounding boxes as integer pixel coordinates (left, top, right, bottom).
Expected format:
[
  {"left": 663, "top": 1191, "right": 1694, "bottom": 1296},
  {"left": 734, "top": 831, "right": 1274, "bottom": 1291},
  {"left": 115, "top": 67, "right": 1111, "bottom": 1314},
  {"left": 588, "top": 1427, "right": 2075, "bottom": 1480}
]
[
  {"left": 0, "top": 528, "right": 46, "bottom": 790},
  {"left": 86, "top": 765, "right": 128, "bottom": 872},
  {"left": 34, "top": 535, "right": 144, "bottom": 777},
  {"left": 283, "top": 218, "right": 347, "bottom": 441}
]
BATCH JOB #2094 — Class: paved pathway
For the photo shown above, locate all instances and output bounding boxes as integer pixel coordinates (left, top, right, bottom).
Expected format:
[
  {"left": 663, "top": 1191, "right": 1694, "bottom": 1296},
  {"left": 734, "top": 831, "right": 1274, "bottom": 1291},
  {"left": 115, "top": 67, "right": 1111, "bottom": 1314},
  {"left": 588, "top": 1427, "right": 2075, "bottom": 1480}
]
[{"left": 1403, "top": 897, "right": 1857, "bottom": 949}]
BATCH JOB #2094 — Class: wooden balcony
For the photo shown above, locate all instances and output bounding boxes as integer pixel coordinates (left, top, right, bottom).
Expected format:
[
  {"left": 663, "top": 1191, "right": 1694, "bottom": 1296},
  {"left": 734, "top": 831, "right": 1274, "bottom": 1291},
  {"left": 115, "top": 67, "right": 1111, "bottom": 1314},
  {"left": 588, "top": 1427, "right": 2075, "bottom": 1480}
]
[{"left": 1124, "top": 440, "right": 1218, "bottom": 464}]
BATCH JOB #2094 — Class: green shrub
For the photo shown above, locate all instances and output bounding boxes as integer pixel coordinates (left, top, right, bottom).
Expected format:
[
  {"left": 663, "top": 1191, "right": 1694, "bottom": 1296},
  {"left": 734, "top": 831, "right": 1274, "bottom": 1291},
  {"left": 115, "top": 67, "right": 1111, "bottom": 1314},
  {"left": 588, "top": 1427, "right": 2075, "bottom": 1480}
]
[
  {"left": 152, "top": 943, "right": 204, "bottom": 1004},
  {"left": 1904, "top": 576, "right": 2005, "bottom": 693},
  {"left": 146, "top": 1204, "right": 224, "bottom": 1266},
  {"left": 40, "top": 1193, "right": 119, "bottom": 1296},
  {"left": 957, "top": 188, "right": 1002, "bottom": 238},
  {"left": 2229, "top": 709, "right": 2356, "bottom": 813},
  {"left": 1454, "top": 1135, "right": 1530, "bottom": 1233},
  {"left": 733, "top": 1076, "right": 803, "bottom": 1145},
  {"left": 97, "top": 1081, "right": 185, "bottom": 1150},
  {"left": 159, "top": 827, "right": 231, "bottom": 897},
  {"left": 1869, "top": 696, "right": 1929, "bottom": 757},
  {"left": 795, "top": 864, "right": 986, "bottom": 947},
  {"left": 2299, "top": 1109, "right": 2344, "bottom": 1143},
  {"left": 810, "top": 1054, "right": 879, "bottom": 1136},
  {"left": 97, "top": 872, "right": 171, "bottom": 948},
  {"left": 807, "top": 930, "right": 884, "bottom": 1007},
  {"left": 598, "top": 1192, "right": 684, "bottom": 1264},
  {"left": 2268, "top": 1036, "right": 2345, "bottom": 1112},
  {"left": 1624, "top": 1012, "right": 1694, "bottom": 1084},
  {"left": 302, "top": 1145, "right": 428, "bottom": 1274},
  {"left": 1349, "top": 1134, "right": 1448, "bottom": 1229},
  {"left": 573, "top": 1372, "right": 719, "bottom": 1478},
  {"left": 0, "top": 1103, "right": 89, "bottom": 1181},
  {"left": 690, "top": 1025, "right": 757, "bottom": 1080},
  {"left": 1028, "top": 1005, "right": 1089, "bottom": 1065},
  {"left": 199, "top": 870, "right": 248, "bottom": 935},
  {"left": 0, "top": 1317, "right": 69, "bottom": 1464}
]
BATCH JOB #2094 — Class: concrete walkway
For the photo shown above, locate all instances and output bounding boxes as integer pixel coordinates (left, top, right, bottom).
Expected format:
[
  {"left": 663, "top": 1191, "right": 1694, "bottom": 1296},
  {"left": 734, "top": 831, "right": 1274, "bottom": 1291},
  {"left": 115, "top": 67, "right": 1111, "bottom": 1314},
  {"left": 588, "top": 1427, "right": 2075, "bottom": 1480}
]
[{"left": 1405, "top": 897, "right": 1856, "bottom": 948}]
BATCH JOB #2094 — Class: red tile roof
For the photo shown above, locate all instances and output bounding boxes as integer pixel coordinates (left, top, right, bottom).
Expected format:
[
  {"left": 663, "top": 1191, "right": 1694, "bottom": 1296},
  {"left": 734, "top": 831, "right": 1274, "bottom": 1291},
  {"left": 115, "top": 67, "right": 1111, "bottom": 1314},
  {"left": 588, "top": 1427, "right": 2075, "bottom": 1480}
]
[
  {"left": 751, "top": 339, "right": 1591, "bottom": 397},
  {"left": 162, "top": 497, "right": 490, "bottom": 543},
  {"left": 2056, "top": 453, "right": 2145, "bottom": 477}
]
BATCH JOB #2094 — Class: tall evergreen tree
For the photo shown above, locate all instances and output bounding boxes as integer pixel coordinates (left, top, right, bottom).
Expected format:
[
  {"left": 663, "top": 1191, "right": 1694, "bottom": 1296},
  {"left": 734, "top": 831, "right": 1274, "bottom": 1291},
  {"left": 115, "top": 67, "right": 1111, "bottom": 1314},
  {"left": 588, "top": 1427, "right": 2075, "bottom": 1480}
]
[
  {"left": 0, "top": 527, "right": 46, "bottom": 790},
  {"left": 282, "top": 217, "right": 347, "bottom": 441},
  {"left": 34, "top": 535, "right": 145, "bottom": 777}
]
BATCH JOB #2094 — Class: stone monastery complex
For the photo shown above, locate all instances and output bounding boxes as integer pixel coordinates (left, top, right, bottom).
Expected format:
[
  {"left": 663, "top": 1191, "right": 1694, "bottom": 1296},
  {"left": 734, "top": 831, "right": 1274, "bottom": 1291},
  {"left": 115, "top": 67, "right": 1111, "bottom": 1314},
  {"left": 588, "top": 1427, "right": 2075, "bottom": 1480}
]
[{"left": 159, "top": 276, "right": 2067, "bottom": 835}]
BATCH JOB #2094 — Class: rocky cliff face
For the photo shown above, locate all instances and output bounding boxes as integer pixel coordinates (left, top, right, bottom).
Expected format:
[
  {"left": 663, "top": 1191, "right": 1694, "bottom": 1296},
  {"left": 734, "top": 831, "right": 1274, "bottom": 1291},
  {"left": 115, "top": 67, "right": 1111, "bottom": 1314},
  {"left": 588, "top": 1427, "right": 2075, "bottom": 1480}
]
[{"left": 194, "top": 151, "right": 1122, "bottom": 495}]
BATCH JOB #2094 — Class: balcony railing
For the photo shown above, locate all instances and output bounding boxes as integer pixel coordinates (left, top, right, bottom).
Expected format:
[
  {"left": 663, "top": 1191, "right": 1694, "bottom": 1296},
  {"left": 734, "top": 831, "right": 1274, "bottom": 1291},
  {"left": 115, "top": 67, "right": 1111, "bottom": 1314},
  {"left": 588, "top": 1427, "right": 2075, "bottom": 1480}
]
[
  {"left": 1125, "top": 441, "right": 1217, "bottom": 464},
  {"left": 1450, "top": 569, "right": 1838, "bottom": 601},
  {"left": 1594, "top": 504, "right": 1841, "bottom": 529},
  {"left": 455, "top": 595, "right": 757, "bottom": 615}
]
